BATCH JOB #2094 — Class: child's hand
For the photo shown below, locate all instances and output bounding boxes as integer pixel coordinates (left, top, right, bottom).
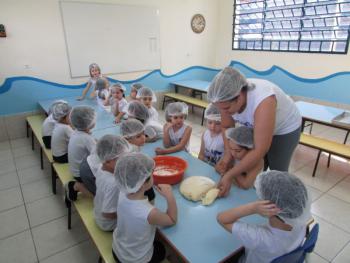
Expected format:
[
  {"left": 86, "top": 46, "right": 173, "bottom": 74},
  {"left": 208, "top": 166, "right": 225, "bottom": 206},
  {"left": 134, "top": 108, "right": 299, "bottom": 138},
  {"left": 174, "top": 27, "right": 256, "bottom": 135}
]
[
  {"left": 76, "top": 96, "right": 84, "bottom": 101},
  {"left": 154, "top": 184, "right": 173, "bottom": 199},
  {"left": 254, "top": 200, "right": 281, "bottom": 217},
  {"left": 215, "top": 159, "right": 229, "bottom": 175},
  {"left": 115, "top": 117, "right": 121, "bottom": 123},
  {"left": 155, "top": 147, "right": 166, "bottom": 155}
]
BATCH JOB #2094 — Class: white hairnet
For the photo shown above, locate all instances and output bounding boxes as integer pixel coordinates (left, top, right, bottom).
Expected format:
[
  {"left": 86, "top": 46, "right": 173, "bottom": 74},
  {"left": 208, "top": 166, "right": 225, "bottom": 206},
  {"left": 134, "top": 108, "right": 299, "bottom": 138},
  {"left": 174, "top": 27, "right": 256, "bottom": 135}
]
[
  {"left": 136, "top": 86, "right": 157, "bottom": 102},
  {"left": 89, "top": 63, "right": 101, "bottom": 76},
  {"left": 110, "top": 83, "right": 126, "bottom": 92},
  {"left": 255, "top": 170, "right": 311, "bottom": 227},
  {"left": 48, "top": 100, "right": 68, "bottom": 115},
  {"left": 207, "top": 67, "right": 254, "bottom": 103},
  {"left": 95, "top": 78, "right": 108, "bottom": 99},
  {"left": 126, "top": 101, "right": 150, "bottom": 123},
  {"left": 96, "top": 134, "right": 131, "bottom": 162},
  {"left": 225, "top": 126, "right": 254, "bottom": 149},
  {"left": 165, "top": 102, "right": 188, "bottom": 122},
  {"left": 52, "top": 102, "right": 72, "bottom": 121},
  {"left": 69, "top": 106, "right": 96, "bottom": 131},
  {"left": 121, "top": 119, "right": 145, "bottom": 139},
  {"left": 204, "top": 103, "right": 221, "bottom": 121},
  {"left": 131, "top": 83, "right": 143, "bottom": 92},
  {"left": 114, "top": 152, "right": 155, "bottom": 194}
]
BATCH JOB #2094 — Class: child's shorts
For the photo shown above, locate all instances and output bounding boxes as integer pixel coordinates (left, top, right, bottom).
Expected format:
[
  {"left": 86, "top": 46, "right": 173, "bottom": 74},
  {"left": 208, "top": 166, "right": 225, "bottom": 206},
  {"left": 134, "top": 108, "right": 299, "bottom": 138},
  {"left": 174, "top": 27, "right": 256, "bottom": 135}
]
[
  {"left": 53, "top": 153, "right": 68, "bottom": 163},
  {"left": 79, "top": 157, "right": 96, "bottom": 195},
  {"left": 42, "top": 136, "right": 51, "bottom": 149},
  {"left": 145, "top": 187, "right": 155, "bottom": 202}
]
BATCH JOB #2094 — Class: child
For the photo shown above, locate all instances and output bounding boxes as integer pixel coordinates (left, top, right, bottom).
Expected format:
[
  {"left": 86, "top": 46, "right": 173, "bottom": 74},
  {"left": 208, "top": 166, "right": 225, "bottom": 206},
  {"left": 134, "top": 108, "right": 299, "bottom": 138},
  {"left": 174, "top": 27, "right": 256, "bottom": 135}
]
[
  {"left": 198, "top": 103, "right": 224, "bottom": 166},
  {"left": 93, "top": 77, "right": 110, "bottom": 107},
  {"left": 126, "top": 100, "right": 163, "bottom": 142},
  {"left": 112, "top": 152, "right": 177, "bottom": 263},
  {"left": 130, "top": 83, "right": 143, "bottom": 101},
  {"left": 79, "top": 151, "right": 100, "bottom": 196},
  {"left": 120, "top": 119, "right": 146, "bottom": 151},
  {"left": 155, "top": 102, "right": 192, "bottom": 155},
  {"left": 77, "top": 63, "right": 109, "bottom": 100},
  {"left": 108, "top": 83, "right": 128, "bottom": 123},
  {"left": 51, "top": 102, "right": 73, "bottom": 163},
  {"left": 66, "top": 106, "right": 97, "bottom": 201},
  {"left": 94, "top": 134, "right": 131, "bottom": 231},
  {"left": 136, "top": 86, "right": 159, "bottom": 122},
  {"left": 42, "top": 100, "right": 67, "bottom": 149},
  {"left": 223, "top": 126, "right": 263, "bottom": 189},
  {"left": 217, "top": 170, "right": 311, "bottom": 263}
]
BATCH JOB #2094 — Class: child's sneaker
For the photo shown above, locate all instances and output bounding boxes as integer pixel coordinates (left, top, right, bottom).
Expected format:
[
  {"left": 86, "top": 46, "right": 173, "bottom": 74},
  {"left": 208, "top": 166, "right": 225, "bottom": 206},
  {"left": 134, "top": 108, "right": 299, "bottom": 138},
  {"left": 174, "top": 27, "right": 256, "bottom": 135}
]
[{"left": 65, "top": 181, "right": 78, "bottom": 201}]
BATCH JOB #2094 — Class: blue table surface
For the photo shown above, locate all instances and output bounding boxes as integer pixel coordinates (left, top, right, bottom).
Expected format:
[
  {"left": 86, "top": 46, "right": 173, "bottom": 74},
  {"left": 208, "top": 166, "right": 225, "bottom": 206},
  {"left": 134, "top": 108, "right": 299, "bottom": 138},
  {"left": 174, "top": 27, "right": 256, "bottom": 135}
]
[
  {"left": 171, "top": 80, "right": 211, "bottom": 93},
  {"left": 296, "top": 101, "right": 344, "bottom": 124}
]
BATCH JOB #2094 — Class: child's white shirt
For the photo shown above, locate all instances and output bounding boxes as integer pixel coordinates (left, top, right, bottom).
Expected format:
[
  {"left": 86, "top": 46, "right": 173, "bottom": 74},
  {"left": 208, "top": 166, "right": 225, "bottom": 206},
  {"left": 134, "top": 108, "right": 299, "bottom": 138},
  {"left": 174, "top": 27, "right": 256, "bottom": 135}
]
[
  {"left": 111, "top": 97, "right": 128, "bottom": 115},
  {"left": 144, "top": 119, "right": 163, "bottom": 141},
  {"left": 148, "top": 106, "right": 159, "bottom": 122},
  {"left": 68, "top": 130, "right": 96, "bottom": 178},
  {"left": 113, "top": 192, "right": 155, "bottom": 263},
  {"left": 168, "top": 124, "right": 190, "bottom": 151},
  {"left": 42, "top": 114, "right": 57, "bottom": 137},
  {"left": 232, "top": 221, "right": 306, "bottom": 263},
  {"left": 51, "top": 123, "right": 73, "bottom": 157},
  {"left": 203, "top": 130, "right": 224, "bottom": 166},
  {"left": 94, "top": 167, "right": 119, "bottom": 231},
  {"left": 96, "top": 89, "right": 109, "bottom": 108},
  {"left": 87, "top": 152, "right": 101, "bottom": 177}
]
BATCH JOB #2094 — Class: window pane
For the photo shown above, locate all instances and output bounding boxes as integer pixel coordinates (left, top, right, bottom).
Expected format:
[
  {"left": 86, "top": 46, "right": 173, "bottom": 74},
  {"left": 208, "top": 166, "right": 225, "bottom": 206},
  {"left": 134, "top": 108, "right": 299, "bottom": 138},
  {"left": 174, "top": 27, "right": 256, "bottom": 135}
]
[
  {"left": 333, "top": 41, "right": 347, "bottom": 52},
  {"left": 289, "top": 41, "right": 299, "bottom": 50},
  {"left": 310, "top": 41, "right": 321, "bottom": 51}
]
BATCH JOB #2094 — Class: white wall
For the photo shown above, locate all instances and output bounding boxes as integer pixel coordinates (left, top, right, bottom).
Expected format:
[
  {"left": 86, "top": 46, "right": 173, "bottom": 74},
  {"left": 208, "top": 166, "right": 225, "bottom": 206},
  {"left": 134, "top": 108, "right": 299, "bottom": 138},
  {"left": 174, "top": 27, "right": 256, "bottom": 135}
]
[
  {"left": 215, "top": 0, "right": 350, "bottom": 78},
  {"left": 0, "top": 0, "right": 219, "bottom": 84}
]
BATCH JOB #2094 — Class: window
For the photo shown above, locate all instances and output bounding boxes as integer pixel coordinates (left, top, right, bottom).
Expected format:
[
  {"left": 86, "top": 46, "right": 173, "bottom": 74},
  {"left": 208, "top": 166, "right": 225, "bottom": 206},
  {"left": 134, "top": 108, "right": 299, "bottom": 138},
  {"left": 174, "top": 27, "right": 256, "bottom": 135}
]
[{"left": 232, "top": 0, "right": 350, "bottom": 53}]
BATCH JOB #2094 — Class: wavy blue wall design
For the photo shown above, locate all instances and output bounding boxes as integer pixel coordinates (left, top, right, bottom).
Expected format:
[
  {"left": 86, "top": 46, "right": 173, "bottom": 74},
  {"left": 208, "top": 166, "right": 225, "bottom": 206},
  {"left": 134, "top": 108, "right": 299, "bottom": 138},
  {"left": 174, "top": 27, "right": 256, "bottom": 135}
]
[{"left": 0, "top": 61, "right": 349, "bottom": 116}]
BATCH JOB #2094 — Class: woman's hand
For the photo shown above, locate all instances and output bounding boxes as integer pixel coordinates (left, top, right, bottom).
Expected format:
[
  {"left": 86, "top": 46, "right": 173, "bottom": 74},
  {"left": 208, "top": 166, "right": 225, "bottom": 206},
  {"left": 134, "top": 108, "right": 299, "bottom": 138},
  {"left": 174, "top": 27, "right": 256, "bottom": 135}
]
[{"left": 217, "top": 174, "right": 232, "bottom": 197}]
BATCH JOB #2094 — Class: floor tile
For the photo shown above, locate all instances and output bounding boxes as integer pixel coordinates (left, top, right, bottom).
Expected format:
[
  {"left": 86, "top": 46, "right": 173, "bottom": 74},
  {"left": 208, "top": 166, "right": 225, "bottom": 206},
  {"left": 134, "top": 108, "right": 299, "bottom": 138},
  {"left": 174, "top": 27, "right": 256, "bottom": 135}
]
[
  {"left": 26, "top": 195, "right": 67, "bottom": 227},
  {"left": 0, "top": 140, "right": 11, "bottom": 151},
  {"left": 10, "top": 137, "right": 32, "bottom": 149},
  {"left": 312, "top": 195, "right": 350, "bottom": 233},
  {"left": 18, "top": 165, "right": 50, "bottom": 185},
  {"left": 0, "top": 187, "right": 23, "bottom": 212},
  {"left": 0, "top": 149, "right": 13, "bottom": 161},
  {"left": 307, "top": 252, "right": 329, "bottom": 263},
  {"left": 0, "top": 171, "right": 19, "bottom": 191},
  {"left": 312, "top": 215, "right": 350, "bottom": 261},
  {"left": 0, "top": 158, "right": 16, "bottom": 175},
  {"left": 328, "top": 177, "right": 350, "bottom": 204},
  {"left": 0, "top": 205, "right": 29, "bottom": 239},
  {"left": 306, "top": 185, "right": 323, "bottom": 202},
  {"left": 0, "top": 230, "right": 37, "bottom": 263},
  {"left": 14, "top": 154, "right": 41, "bottom": 171},
  {"left": 32, "top": 214, "right": 89, "bottom": 260},
  {"left": 333, "top": 241, "right": 350, "bottom": 263},
  {"left": 22, "top": 177, "right": 55, "bottom": 203},
  {"left": 12, "top": 144, "right": 37, "bottom": 158},
  {"left": 40, "top": 239, "right": 99, "bottom": 263}
]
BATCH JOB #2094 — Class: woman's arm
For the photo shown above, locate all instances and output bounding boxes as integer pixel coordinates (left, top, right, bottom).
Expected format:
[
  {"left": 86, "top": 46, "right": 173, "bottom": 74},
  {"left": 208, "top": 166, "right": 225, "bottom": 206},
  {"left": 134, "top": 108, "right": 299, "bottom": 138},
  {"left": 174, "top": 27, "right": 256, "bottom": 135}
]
[
  {"left": 234, "top": 159, "right": 264, "bottom": 189},
  {"left": 77, "top": 81, "right": 92, "bottom": 100},
  {"left": 198, "top": 134, "right": 206, "bottom": 161}
]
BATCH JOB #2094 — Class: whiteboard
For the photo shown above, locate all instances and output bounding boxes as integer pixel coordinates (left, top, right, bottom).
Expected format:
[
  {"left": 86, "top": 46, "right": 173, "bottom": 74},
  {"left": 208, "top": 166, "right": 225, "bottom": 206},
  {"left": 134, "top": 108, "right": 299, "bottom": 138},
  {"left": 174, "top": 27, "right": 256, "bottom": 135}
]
[{"left": 60, "top": 1, "right": 161, "bottom": 77}]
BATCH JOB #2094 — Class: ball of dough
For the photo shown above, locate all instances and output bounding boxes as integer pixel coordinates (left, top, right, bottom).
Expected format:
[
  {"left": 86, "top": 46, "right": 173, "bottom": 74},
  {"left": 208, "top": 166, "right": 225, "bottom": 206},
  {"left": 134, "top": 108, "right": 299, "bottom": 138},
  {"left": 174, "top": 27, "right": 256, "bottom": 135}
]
[
  {"left": 180, "top": 176, "right": 216, "bottom": 202},
  {"left": 202, "top": 188, "right": 220, "bottom": 206}
]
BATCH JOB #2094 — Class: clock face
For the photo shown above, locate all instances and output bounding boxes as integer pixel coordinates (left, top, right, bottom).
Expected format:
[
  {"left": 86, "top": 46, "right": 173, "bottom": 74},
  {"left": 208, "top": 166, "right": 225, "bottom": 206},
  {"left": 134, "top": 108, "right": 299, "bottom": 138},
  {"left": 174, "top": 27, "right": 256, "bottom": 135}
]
[{"left": 191, "top": 14, "right": 205, "bottom": 34}]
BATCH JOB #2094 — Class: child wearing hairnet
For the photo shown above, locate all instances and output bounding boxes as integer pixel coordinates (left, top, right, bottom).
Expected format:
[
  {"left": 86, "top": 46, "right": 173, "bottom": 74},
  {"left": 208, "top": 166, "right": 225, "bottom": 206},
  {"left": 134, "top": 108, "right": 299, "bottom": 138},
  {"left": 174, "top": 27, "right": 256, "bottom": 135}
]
[
  {"left": 136, "top": 86, "right": 159, "bottom": 122},
  {"left": 217, "top": 170, "right": 311, "bottom": 263},
  {"left": 42, "top": 100, "right": 67, "bottom": 149},
  {"left": 51, "top": 102, "right": 73, "bottom": 163},
  {"left": 222, "top": 126, "right": 263, "bottom": 189},
  {"left": 198, "top": 103, "right": 224, "bottom": 166},
  {"left": 77, "top": 63, "right": 109, "bottom": 101},
  {"left": 93, "top": 135, "right": 131, "bottom": 231},
  {"left": 130, "top": 83, "right": 143, "bottom": 101},
  {"left": 92, "top": 77, "right": 110, "bottom": 108},
  {"left": 107, "top": 83, "right": 128, "bottom": 123},
  {"left": 126, "top": 100, "right": 163, "bottom": 142},
  {"left": 65, "top": 106, "right": 97, "bottom": 202},
  {"left": 120, "top": 119, "right": 146, "bottom": 151},
  {"left": 155, "top": 102, "right": 192, "bottom": 155},
  {"left": 112, "top": 152, "right": 177, "bottom": 263}
]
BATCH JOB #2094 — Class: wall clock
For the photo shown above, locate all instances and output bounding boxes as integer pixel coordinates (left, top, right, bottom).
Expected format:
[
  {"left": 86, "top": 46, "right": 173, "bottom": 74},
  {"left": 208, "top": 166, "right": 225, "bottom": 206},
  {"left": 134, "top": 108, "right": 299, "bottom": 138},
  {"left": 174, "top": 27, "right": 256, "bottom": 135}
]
[{"left": 191, "top": 14, "right": 205, "bottom": 34}]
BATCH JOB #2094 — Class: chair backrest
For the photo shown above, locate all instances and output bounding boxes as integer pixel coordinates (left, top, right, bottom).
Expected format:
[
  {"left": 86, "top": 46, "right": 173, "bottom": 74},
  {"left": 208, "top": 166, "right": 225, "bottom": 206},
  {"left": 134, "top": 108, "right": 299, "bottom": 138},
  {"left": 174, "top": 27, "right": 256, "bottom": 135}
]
[{"left": 271, "top": 223, "right": 319, "bottom": 263}]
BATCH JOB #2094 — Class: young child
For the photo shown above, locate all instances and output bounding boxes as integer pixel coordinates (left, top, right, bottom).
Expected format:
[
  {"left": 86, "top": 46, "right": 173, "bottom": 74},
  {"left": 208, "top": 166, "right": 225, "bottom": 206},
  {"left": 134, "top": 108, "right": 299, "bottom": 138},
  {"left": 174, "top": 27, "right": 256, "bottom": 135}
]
[
  {"left": 223, "top": 126, "right": 263, "bottom": 189},
  {"left": 136, "top": 86, "right": 159, "bottom": 122},
  {"left": 51, "top": 102, "right": 73, "bottom": 163},
  {"left": 120, "top": 119, "right": 146, "bottom": 151},
  {"left": 198, "top": 103, "right": 224, "bottom": 166},
  {"left": 93, "top": 77, "right": 110, "bottom": 107},
  {"left": 66, "top": 106, "right": 97, "bottom": 201},
  {"left": 155, "top": 102, "right": 192, "bottom": 155},
  {"left": 77, "top": 63, "right": 109, "bottom": 101},
  {"left": 94, "top": 134, "right": 131, "bottom": 231},
  {"left": 217, "top": 170, "right": 311, "bottom": 263},
  {"left": 126, "top": 100, "right": 163, "bottom": 142},
  {"left": 112, "top": 152, "right": 177, "bottom": 263},
  {"left": 108, "top": 83, "right": 128, "bottom": 123},
  {"left": 129, "top": 83, "right": 143, "bottom": 101},
  {"left": 42, "top": 100, "right": 67, "bottom": 149}
]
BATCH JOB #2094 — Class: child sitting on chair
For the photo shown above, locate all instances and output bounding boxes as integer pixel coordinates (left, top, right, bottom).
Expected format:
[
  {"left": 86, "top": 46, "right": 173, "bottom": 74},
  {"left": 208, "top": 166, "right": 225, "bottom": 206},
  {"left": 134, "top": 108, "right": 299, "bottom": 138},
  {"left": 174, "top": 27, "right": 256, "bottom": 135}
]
[
  {"left": 65, "top": 106, "right": 96, "bottom": 202},
  {"left": 120, "top": 119, "right": 146, "bottom": 151},
  {"left": 136, "top": 86, "right": 159, "bottom": 122},
  {"left": 94, "top": 134, "right": 131, "bottom": 231},
  {"left": 112, "top": 152, "right": 177, "bottom": 263},
  {"left": 155, "top": 102, "right": 192, "bottom": 155},
  {"left": 217, "top": 170, "right": 311, "bottom": 263},
  {"left": 129, "top": 83, "right": 143, "bottom": 101},
  {"left": 198, "top": 103, "right": 224, "bottom": 166},
  {"left": 51, "top": 102, "right": 73, "bottom": 163}
]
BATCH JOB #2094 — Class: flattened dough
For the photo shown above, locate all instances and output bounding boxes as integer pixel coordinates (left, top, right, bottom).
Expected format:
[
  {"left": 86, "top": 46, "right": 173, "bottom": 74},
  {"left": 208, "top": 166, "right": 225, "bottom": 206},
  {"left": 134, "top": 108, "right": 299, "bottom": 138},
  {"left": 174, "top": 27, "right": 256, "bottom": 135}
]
[
  {"left": 180, "top": 176, "right": 216, "bottom": 202},
  {"left": 201, "top": 188, "right": 220, "bottom": 206}
]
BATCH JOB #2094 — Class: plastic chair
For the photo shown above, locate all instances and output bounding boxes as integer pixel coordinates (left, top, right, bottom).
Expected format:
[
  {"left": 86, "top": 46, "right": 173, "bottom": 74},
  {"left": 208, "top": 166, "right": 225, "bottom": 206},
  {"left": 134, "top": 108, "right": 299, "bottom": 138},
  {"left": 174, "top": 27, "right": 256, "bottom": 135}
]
[{"left": 271, "top": 223, "right": 319, "bottom": 263}]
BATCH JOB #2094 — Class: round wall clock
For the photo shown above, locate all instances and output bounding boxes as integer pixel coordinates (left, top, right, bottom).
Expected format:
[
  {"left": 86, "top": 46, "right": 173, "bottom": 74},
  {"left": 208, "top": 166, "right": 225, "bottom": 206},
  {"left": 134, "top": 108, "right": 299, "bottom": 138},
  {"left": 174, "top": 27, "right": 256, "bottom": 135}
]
[{"left": 191, "top": 14, "right": 206, "bottom": 34}]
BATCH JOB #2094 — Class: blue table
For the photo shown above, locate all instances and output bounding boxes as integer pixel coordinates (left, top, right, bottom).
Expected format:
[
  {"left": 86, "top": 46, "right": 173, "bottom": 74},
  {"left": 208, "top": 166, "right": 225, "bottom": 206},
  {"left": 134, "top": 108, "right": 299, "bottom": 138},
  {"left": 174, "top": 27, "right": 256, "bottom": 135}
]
[
  {"left": 92, "top": 125, "right": 120, "bottom": 140},
  {"left": 171, "top": 80, "right": 210, "bottom": 94}
]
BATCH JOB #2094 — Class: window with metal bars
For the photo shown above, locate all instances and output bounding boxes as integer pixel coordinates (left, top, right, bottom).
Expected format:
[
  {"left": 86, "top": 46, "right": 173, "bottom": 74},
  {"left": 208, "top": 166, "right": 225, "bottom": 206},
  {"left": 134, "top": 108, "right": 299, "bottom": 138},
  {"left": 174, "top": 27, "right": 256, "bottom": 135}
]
[{"left": 232, "top": 0, "right": 350, "bottom": 53}]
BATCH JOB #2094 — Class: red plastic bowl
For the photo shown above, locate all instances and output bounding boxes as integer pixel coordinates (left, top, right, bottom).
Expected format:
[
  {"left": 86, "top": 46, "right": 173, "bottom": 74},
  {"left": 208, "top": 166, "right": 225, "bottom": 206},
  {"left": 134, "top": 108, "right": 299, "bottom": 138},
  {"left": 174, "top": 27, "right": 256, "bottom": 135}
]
[{"left": 153, "top": 156, "right": 188, "bottom": 185}]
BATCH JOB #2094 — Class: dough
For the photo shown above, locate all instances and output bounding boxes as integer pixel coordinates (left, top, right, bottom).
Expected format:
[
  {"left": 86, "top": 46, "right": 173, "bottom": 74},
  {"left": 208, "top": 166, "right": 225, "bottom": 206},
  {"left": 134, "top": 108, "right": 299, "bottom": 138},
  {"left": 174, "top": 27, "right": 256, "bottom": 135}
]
[
  {"left": 180, "top": 176, "right": 216, "bottom": 202},
  {"left": 201, "top": 188, "right": 220, "bottom": 206}
]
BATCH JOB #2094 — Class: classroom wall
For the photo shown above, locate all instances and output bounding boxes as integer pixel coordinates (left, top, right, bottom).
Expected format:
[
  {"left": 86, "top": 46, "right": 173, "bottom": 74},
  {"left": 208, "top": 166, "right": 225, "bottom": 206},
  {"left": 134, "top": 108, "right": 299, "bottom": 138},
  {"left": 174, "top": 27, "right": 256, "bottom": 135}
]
[
  {"left": 0, "top": 0, "right": 219, "bottom": 84},
  {"left": 215, "top": 0, "right": 350, "bottom": 78}
]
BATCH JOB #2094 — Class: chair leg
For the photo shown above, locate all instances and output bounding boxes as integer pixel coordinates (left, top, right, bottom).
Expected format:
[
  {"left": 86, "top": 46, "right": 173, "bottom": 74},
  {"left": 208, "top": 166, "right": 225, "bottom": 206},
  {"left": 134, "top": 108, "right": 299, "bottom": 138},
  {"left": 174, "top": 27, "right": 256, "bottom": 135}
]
[
  {"left": 65, "top": 198, "right": 72, "bottom": 230},
  {"left": 309, "top": 122, "right": 313, "bottom": 134},
  {"left": 312, "top": 150, "right": 322, "bottom": 177},
  {"left": 40, "top": 148, "right": 44, "bottom": 170},
  {"left": 344, "top": 131, "right": 349, "bottom": 144},
  {"left": 51, "top": 166, "right": 57, "bottom": 195},
  {"left": 327, "top": 153, "right": 331, "bottom": 168}
]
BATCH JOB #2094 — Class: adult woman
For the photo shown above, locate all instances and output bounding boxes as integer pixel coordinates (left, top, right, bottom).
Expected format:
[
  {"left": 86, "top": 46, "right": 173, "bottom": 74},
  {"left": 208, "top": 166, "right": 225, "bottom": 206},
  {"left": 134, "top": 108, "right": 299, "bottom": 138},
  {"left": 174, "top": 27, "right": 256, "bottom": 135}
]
[{"left": 208, "top": 67, "right": 301, "bottom": 196}]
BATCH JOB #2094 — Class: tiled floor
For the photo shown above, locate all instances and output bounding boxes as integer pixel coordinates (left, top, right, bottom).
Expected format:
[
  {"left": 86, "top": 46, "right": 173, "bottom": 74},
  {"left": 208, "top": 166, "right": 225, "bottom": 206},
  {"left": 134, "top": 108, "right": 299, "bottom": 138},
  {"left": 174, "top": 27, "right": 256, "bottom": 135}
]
[{"left": 0, "top": 112, "right": 350, "bottom": 262}]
